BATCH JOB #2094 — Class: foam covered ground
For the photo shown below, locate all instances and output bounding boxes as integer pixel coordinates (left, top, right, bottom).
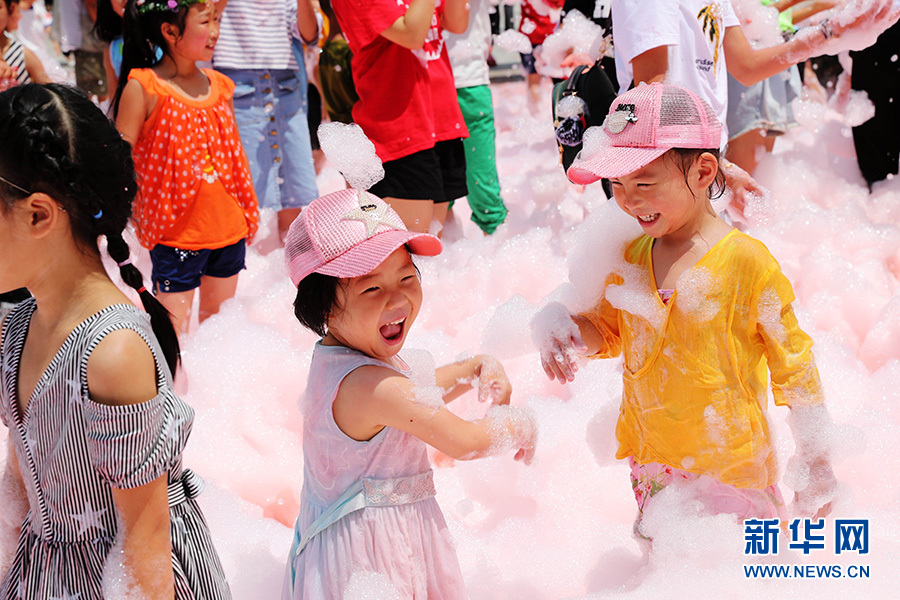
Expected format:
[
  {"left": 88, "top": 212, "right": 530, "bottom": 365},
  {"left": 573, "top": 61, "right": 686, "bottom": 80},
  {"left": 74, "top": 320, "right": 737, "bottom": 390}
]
[{"left": 2, "top": 78, "right": 899, "bottom": 598}]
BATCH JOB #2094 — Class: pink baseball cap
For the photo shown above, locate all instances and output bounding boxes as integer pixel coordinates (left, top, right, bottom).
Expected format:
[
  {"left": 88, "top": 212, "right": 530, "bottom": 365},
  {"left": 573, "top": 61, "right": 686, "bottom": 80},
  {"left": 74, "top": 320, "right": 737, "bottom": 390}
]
[
  {"left": 567, "top": 83, "right": 722, "bottom": 185},
  {"left": 285, "top": 188, "right": 442, "bottom": 286}
]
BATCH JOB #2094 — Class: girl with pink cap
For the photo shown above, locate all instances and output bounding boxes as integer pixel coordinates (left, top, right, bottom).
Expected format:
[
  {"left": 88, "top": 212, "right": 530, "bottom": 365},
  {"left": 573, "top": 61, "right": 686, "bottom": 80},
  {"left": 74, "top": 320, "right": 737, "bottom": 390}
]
[
  {"left": 534, "top": 83, "right": 836, "bottom": 535},
  {"left": 281, "top": 188, "right": 537, "bottom": 599}
]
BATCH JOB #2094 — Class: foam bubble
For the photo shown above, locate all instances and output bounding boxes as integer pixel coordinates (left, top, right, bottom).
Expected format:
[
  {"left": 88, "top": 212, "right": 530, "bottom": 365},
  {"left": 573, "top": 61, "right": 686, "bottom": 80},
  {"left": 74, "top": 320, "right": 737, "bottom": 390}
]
[
  {"left": 494, "top": 29, "right": 533, "bottom": 55},
  {"left": 317, "top": 122, "right": 385, "bottom": 191}
]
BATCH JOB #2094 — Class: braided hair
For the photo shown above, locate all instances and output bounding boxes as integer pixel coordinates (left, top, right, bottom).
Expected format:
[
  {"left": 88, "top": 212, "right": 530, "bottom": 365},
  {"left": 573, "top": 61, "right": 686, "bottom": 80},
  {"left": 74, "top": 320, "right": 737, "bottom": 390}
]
[{"left": 0, "top": 83, "right": 180, "bottom": 375}]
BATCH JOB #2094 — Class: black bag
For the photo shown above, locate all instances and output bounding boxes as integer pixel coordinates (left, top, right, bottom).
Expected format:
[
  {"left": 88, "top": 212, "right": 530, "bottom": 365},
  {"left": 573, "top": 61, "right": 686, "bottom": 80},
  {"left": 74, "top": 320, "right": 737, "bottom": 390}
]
[{"left": 551, "top": 62, "right": 617, "bottom": 180}]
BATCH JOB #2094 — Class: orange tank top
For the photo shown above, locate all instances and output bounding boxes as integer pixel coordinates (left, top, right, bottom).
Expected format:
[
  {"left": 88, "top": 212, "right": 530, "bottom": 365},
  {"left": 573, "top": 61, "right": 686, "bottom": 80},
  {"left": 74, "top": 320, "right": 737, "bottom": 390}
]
[{"left": 129, "top": 68, "right": 259, "bottom": 250}]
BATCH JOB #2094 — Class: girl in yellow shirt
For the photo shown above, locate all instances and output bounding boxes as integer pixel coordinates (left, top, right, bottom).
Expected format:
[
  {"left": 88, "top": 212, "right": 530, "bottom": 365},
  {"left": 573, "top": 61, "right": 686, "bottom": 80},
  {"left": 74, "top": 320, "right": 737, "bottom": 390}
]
[{"left": 535, "top": 82, "right": 835, "bottom": 533}]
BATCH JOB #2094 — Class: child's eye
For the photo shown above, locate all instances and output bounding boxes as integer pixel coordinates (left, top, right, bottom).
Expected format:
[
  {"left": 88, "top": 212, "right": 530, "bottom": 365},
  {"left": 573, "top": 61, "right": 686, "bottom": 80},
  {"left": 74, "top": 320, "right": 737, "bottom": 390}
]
[
  {"left": 363, "top": 286, "right": 379, "bottom": 294},
  {"left": 401, "top": 275, "right": 415, "bottom": 282}
]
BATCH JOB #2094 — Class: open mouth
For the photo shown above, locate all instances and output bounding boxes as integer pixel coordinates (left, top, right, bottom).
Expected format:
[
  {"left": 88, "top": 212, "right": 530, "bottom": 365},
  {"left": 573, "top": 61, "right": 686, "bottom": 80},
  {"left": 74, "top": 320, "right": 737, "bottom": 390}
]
[
  {"left": 637, "top": 213, "right": 660, "bottom": 225},
  {"left": 379, "top": 317, "right": 406, "bottom": 344}
]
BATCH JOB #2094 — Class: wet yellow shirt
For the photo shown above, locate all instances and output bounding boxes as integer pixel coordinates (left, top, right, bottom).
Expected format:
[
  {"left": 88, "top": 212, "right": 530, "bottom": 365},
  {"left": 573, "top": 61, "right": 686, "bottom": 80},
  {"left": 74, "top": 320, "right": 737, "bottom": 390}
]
[{"left": 581, "top": 230, "right": 823, "bottom": 489}]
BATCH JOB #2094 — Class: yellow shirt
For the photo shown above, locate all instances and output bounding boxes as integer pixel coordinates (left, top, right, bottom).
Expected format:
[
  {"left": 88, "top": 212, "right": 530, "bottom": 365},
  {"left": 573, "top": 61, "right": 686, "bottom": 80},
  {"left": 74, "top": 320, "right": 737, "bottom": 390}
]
[{"left": 580, "top": 230, "right": 823, "bottom": 489}]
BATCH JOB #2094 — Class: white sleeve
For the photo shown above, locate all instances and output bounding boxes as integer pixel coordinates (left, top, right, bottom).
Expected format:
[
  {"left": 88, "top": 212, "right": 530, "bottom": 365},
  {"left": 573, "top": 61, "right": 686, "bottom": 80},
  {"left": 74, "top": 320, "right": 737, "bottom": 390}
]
[
  {"left": 720, "top": 0, "right": 741, "bottom": 29},
  {"left": 611, "top": 0, "right": 681, "bottom": 66}
]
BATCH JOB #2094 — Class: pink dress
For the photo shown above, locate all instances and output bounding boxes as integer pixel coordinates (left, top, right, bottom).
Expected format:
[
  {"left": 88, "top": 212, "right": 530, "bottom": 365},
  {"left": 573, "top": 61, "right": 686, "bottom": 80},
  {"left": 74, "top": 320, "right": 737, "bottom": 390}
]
[{"left": 282, "top": 343, "right": 466, "bottom": 600}]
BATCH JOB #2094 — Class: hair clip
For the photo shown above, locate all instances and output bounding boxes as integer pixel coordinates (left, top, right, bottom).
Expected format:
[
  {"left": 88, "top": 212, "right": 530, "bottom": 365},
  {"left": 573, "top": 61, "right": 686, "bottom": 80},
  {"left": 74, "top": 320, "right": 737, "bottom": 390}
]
[
  {"left": 117, "top": 258, "right": 132, "bottom": 267},
  {"left": 93, "top": 209, "right": 103, "bottom": 219}
]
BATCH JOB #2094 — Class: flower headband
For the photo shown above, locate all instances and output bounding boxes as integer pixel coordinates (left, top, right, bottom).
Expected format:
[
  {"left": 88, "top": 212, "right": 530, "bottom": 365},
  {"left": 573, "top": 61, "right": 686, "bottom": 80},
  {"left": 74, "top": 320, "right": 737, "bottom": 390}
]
[{"left": 136, "top": 0, "right": 207, "bottom": 14}]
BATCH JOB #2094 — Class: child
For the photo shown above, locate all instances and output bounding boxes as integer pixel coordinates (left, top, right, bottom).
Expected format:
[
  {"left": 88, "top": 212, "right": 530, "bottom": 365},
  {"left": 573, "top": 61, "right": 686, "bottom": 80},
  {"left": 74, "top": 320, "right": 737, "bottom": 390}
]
[
  {"left": 539, "top": 83, "right": 835, "bottom": 532},
  {"left": 1, "top": 0, "right": 48, "bottom": 88},
  {"left": 518, "top": 0, "right": 563, "bottom": 107},
  {"left": 93, "top": 0, "right": 127, "bottom": 98},
  {"left": 213, "top": 0, "right": 320, "bottom": 241},
  {"left": 282, "top": 189, "right": 537, "bottom": 599},
  {"left": 114, "top": 0, "right": 259, "bottom": 334},
  {"left": 445, "top": 0, "right": 509, "bottom": 234},
  {"left": 0, "top": 83, "right": 230, "bottom": 597},
  {"left": 329, "top": 0, "right": 470, "bottom": 234}
]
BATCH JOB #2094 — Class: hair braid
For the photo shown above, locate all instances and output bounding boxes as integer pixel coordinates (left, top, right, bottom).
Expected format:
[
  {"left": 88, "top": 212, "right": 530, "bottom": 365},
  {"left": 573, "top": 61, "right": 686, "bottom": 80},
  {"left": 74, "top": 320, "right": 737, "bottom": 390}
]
[{"left": 106, "top": 233, "right": 181, "bottom": 377}]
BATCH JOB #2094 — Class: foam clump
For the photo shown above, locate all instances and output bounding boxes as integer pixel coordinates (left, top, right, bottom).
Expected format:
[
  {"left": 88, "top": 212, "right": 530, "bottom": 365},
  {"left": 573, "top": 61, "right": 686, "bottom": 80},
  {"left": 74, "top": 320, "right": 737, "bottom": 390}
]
[
  {"left": 494, "top": 29, "right": 532, "bottom": 55},
  {"left": 556, "top": 95, "right": 588, "bottom": 120},
  {"left": 317, "top": 122, "right": 385, "bottom": 191},
  {"left": 483, "top": 404, "right": 538, "bottom": 461},
  {"left": 404, "top": 348, "right": 445, "bottom": 409},
  {"left": 795, "top": 0, "right": 899, "bottom": 54},
  {"left": 731, "top": 0, "right": 783, "bottom": 48},
  {"left": 539, "top": 10, "right": 605, "bottom": 78}
]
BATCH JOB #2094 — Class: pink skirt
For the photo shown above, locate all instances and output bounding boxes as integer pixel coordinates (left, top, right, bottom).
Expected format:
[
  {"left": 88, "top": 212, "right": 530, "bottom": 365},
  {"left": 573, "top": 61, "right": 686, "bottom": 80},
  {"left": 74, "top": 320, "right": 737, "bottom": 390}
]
[{"left": 629, "top": 458, "right": 786, "bottom": 537}]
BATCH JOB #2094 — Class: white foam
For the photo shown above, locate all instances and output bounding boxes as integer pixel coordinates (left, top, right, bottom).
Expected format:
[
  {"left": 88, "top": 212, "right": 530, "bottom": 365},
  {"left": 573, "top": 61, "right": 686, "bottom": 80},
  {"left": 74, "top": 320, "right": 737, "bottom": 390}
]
[{"left": 317, "top": 122, "right": 385, "bottom": 191}]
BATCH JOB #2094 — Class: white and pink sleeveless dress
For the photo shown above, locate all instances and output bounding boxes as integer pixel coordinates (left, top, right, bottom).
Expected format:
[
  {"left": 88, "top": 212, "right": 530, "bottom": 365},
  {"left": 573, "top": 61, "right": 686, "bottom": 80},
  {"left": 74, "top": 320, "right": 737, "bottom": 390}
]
[{"left": 283, "top": 343, "right": 465, "bottom": 600}]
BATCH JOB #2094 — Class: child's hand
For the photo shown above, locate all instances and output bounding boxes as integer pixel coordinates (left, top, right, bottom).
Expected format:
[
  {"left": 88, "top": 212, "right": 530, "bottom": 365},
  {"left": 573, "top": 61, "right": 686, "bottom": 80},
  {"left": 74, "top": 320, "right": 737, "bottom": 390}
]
[
  {"left": 476, "top": 355, "right": 512, "bottom": 406},
  {"left": 792, "top": 456, "right": 837, "bottom": 519},
  {"left": 531, "top": 302, "right": 588, "bottom": 383}
]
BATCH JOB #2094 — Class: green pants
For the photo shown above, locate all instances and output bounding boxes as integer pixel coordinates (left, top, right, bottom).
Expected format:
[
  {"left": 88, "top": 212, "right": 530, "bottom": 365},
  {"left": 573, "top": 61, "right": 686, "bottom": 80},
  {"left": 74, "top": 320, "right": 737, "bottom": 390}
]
[{"left": 456, "top": 85, "right": 507, "bottom": 234}]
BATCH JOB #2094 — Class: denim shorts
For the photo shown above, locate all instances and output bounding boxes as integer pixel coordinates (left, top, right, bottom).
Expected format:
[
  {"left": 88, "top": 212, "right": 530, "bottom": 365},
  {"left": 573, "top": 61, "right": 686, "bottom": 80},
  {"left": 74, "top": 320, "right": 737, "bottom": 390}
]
[
  {"left": 726, "top": 67, "right": 801, "bottom": 141},
  {"left": 218, "top": 68, "right": 319, "bottom": 211},
  {"left": 150, "top": 239, "right": 246, "bottom": 293}
]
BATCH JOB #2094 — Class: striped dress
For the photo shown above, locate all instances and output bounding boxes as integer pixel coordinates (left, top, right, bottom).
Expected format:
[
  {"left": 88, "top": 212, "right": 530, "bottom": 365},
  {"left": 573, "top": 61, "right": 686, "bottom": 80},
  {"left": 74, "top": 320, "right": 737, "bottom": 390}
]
[
  {"left": 0, "top": 299, "right": 231, "bottom": 599},
  {"left": 2, "top": 32, "right": 30, "bottom": 86}
]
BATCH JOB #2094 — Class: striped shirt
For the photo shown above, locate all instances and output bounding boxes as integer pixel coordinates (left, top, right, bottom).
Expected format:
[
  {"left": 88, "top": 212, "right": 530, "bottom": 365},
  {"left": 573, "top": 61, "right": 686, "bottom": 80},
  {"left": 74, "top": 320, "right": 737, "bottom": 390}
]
[
  {"left": 2, "top": 33, "right": 30, "bottom": 86},
  {"left": 0, "top": 300, "right": 231, "bottom": 599},
  {"left": 213, "top": 0, "right": 301, "bottom": 70}
]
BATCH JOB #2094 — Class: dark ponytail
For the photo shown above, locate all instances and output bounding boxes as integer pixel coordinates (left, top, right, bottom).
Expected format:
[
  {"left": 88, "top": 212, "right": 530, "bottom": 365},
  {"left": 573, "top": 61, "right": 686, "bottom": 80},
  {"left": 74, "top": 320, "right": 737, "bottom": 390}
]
[
  {"left": 0, "top": 83, "right": 181, "bottom": 376},
  {"left": 112, "top": 0, "right": 190, "bottom": 118},
  {"left": 106, "top": 234, "right": 180, "bottom": 376}
]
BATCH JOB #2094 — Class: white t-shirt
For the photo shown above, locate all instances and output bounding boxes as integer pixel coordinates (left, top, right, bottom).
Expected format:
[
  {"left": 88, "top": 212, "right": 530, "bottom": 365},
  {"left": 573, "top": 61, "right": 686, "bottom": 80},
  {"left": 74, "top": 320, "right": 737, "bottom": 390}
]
[
  {"left": 611, "top": 0, "right": 740, "bottom": 146},
  {"left": 446, "top": 0, "right": 493, "bottom": 88}
]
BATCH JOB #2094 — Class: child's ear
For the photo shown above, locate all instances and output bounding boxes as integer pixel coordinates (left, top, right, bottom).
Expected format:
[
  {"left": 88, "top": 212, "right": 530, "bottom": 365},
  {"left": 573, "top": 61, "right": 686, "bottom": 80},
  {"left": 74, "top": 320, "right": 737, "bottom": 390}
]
[
  {"left": 695, "top": 152, "right": 719, "bottom": 190},
  {"left": 160, "top": 22, "right": 180, "bottom": 46},
  {"left": 21, "top": 193, "right": 64, "bottom": 239}
]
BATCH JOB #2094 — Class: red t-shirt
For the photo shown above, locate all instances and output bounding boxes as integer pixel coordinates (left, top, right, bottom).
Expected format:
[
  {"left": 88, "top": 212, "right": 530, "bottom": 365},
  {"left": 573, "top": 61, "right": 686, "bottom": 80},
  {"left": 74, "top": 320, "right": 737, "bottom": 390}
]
[
  {"left": 519, "top": 0, "right": 564, "bottom": 46},
  {"left": 331, "top": 0, "right": 468, "bottom": 163}
]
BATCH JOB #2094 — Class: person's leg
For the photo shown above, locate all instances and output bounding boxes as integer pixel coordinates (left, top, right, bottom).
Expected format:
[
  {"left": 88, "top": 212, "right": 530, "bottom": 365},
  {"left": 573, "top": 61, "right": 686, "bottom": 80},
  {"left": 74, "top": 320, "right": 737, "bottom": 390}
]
[
  {"left": 725, "top": 129, "right": 776, "bottom": 175},
  {"left": 278, "top": 207, "right": 303, "bottom": 235},
  {"left": 197, "top": 239, "right": 246, "bottom": 321},
  {"left": 197, "top": 274, "right": 240, "bottom": 322},
  {"left": 382, "top": 197, "right": 435, "bottom": 233},
  {"left": 155, "top": 288, "right": 195, "bottom": 334},
  {"left": 456, "top": 86, "right": 507, "bottom": 234},
  {"left": 276, "top": 71, "right": 319, "bottom": 241}
]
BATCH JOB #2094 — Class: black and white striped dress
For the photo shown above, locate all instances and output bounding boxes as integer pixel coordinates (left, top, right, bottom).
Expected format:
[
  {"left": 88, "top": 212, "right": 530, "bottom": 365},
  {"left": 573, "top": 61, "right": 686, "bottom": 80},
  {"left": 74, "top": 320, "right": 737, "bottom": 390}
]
[
  {"left": 2, "top": 33, "right": 30, "bottom": 86},
  {"left": 0, "top": 299, "right": 231, "bottom": 599}
]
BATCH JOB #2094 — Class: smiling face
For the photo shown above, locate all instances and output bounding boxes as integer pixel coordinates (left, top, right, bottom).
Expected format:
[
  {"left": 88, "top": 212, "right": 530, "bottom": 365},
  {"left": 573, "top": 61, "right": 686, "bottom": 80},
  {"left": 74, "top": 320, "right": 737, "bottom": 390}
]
[
  {"left": 323, "top": 247, "right": 423, "bottom": 361},
  {"left": 171, "top": 0, "right": 219, "bottom": 63},
  {"left": 609, "top": 151, "right": 716, "bottom": 240}
]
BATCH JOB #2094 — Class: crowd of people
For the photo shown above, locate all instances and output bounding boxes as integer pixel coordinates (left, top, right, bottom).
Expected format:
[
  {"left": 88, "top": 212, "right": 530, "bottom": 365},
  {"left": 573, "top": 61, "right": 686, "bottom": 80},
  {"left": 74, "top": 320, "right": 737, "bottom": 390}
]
[{"left": 0, "top": 0, "right": 897, "bottom": 598}]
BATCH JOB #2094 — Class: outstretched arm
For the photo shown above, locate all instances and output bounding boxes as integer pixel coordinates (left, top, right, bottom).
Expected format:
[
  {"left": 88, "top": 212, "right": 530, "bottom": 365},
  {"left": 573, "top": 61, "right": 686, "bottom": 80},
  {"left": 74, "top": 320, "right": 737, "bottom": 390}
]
[
  {"left": 725, "top": 0, "right": 897, "bottom": 86},
  {"left": 435, "top": 354, "right": 512, "bottom": 405},
  {"left": 334, "top": 365, "right": 536, "bottom": 463},
  {"left": 87, "top": 330, "right": 174, "bottom": 598}
]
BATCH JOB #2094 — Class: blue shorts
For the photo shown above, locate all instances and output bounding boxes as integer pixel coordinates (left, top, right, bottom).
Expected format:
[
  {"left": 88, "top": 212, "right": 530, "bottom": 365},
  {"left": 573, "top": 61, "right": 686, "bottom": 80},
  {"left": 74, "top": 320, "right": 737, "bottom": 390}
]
[
  {"left": 150, "top": 239, "right": 246, "bottom": 293},
  {"left": 726, "top": 67, "right": 801, "bottom": 140},
  {"left": 218, "top": 67, "right": 319, "bottom": 211}
]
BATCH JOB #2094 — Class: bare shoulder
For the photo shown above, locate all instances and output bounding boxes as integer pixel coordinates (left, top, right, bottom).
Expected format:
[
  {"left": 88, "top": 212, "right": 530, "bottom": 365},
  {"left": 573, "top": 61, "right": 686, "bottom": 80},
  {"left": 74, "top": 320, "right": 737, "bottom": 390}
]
[
  {"left": 338, "top": 364, "right": 413, "bottom": 407},
  {"left": 86, "top": 328, "right": 159, "bottom": 407}
]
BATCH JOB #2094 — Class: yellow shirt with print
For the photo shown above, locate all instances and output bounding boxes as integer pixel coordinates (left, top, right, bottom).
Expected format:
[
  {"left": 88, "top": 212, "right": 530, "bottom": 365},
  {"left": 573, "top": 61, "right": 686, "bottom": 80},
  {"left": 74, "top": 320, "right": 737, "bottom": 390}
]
[{"left": 580, "top": 230, "right": 824, "bottom": 489}]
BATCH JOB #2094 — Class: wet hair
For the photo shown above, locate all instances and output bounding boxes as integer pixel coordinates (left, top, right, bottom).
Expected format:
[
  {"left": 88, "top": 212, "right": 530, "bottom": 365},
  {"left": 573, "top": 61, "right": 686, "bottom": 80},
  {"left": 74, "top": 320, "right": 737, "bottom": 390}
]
[
  {"left": 0, "top": 83, "right": 180, "bottom": 375},
  {"left": 292, "top": 248, "right": 421, "bottom": 337},
  {"left": 111, "top": 0, "right": 193, "bottom": 117},
  {"left": 664, "top": 147, "right": 726, "bottom": 200},
  {"left": 93, "top": 0, "right": 124, "bottom": 44}
]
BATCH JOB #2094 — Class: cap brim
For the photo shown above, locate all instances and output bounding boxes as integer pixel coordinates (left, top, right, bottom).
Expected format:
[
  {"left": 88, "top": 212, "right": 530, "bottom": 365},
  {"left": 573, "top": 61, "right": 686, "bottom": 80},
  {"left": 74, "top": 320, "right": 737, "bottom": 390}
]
[
  {"left": 566, "top": 146, "right": 669, "bottom": 185},
  {"left": 317, "top": 230, "right": 442, "bottom": 279}
]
